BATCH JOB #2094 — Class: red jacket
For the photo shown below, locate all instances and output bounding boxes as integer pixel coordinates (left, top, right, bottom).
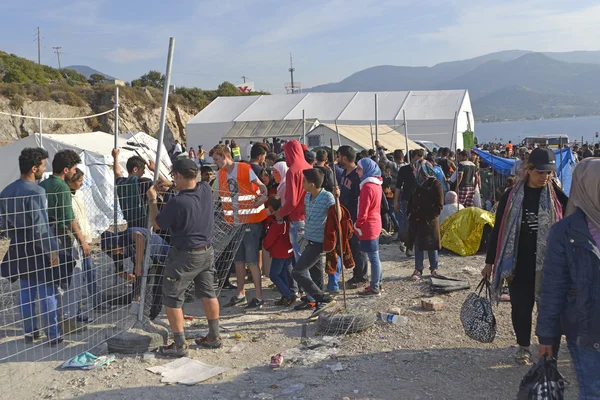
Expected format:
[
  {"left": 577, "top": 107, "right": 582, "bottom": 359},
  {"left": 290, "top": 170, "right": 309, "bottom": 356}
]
[
  {"left": 276, "top": 141, "right": 310, "bottom": 222},
  {"left": 263, "top": 216, "right": 293, "bottom": 259},
  {"left": 355, "top": 177, "right": 383, "bottom": 241}
]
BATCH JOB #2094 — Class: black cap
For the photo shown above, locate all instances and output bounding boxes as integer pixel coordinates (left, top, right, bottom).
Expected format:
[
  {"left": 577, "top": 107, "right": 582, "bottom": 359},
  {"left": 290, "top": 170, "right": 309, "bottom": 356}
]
[
  {"left": 528, "top": 148, "right": 557, "bottom": 172},
  {"left": 304, "top": 150, "right": 315, "bottom": 164},
  {"left": 172, "top": 158, "right": 198, "bottom": 175}
]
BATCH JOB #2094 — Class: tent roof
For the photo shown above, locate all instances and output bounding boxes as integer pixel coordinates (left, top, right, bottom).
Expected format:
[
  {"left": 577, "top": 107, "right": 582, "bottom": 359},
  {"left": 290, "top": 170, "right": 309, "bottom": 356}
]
[
  {"left": 222, "top": 119, "right": 318, "bottom": 140},
  {"left": 187, "top": 90, "right": 469, "bottom": 125},
  {"left": 316, "top": 124, "right": 424, "bottom": 152}
]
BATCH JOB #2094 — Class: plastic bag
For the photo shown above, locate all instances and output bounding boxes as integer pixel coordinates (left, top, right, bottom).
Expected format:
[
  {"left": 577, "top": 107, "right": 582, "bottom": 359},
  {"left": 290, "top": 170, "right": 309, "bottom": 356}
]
[
  {"left": 460, "top": 278, "right": 496, "bottom": 343},
  {"left": 517, "top": 357, "right": 565, "bottom": 400}
]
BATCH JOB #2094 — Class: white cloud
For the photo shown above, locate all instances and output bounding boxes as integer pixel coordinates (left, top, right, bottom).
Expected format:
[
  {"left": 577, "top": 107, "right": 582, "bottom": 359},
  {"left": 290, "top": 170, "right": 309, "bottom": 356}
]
[{"left": 418, "top": 1, "right": 600, "bottom": 55}]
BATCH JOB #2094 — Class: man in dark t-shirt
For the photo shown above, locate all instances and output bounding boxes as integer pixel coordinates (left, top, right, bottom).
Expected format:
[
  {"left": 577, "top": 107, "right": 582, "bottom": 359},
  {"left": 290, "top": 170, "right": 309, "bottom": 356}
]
[
  {"left": 456, "top": 151, "right": 477, "bottom": 207},
  {"left": 147, "top": 159, "right": 221, "bottom": 357}
]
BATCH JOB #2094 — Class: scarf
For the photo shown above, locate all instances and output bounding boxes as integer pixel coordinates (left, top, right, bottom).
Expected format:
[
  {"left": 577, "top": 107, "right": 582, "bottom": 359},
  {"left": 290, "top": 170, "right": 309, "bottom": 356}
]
[
  {"left": 566, "top": 157, "right": 600, "bottom": 230},
  {"left": 273, "top": 161, "right": 289, "bottom": 202},
  {"left": 493, "top": 179, "right": 563, "bottom": 296},
  {"left": 357, "top": 158, "right": 381, "bottom": 182},
  {"left": 414, "top": 160, "right": 435, "bottom": 184}
]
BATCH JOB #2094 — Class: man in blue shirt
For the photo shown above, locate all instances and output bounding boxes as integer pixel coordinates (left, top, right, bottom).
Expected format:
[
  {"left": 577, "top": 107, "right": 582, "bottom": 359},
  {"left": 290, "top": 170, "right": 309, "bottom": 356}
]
[
  {"left": 292, "top": 169, "right": 336, "bottom": 322},
  {"left": 335, "top": 146, "right": 369, "bottom": 287},
  {"left": 0, "top": 148, "right": 62, "bottom": 345}
]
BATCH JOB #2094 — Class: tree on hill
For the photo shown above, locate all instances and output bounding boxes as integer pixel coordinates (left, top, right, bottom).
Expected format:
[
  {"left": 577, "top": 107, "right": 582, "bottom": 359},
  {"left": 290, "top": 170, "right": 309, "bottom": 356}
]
[
  {"left": 217, "top": 81, "right": 240, "bottom": 97},
  {"left": 131, "top": 70, "right": 165, "bottom": 89},
  {"left": 88, "top": 73, "right": 106, "bottom": 86}
]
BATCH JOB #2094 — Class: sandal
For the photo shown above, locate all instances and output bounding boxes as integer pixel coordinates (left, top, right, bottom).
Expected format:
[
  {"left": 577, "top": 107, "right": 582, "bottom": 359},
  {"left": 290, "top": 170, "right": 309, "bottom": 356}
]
[
  {"left": 269, "top": 353, "right": 284, "bottom": 369},
  {"left": 431, "top": 270, "right": 440, "bottom": 277},
  {"left": 410, "top": 270, "right": 422, "bottom": 281},
  {"left": 515, "top": 348, "right": 532, "bottom": 365}
]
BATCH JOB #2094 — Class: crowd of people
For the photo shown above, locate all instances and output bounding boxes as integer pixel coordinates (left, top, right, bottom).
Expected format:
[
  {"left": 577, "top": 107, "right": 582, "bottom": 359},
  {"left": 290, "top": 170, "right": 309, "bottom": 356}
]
[{"left": 0, "top": 137, "right": 598, "bottom": 397}]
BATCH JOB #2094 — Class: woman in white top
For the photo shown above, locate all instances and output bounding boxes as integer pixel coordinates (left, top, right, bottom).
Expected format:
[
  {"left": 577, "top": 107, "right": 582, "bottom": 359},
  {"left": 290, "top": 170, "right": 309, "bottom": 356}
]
[{"left": 439, "top": 191, "right": 464, "bottom": 226}]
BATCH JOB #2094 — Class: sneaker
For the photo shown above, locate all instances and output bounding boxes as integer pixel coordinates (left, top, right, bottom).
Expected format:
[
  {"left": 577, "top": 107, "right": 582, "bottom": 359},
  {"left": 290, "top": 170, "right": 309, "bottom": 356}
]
[
  {"left": 47, "top": 337, "right": 64, "bottom": 347},
  {"left": 160, "top": 342, "right": 189, "bottom": 357},
  {"left": 282, "top": 295, "right": 297, "bottom": 306},
  {"left": 274, "top": 297, "right": 287, "bottom": 306},
  {"left": 329, "top": 290, "right": 341, "bottom": 297},
  {"left": 358, "top": 286, "right": 381, "bottom": 296},
  {"left": 405, "top": 249, "right": 414, "bottom": 258},
  {"left": 294, "top": 300, "right": 316, "bottom": 311},
  {"left": 398, "top": 242, "right": 407, "bottom": 252},
  {"left": 410, "top": 270, "right": 422, "bottom": 281},
  {"left": 195, "top": 335, "right": 223, "bottom": 349},
  {"left": 224, "top": 295, "right": 247, "bottom": 308},
  {"left": 346, "top": 277, "right": 367, "bottom": 289},
  {"left": 24, "top": 332, "right": 41, "bottom": 343},
  {"left": 245, "top": 298, "right": 264, "bottom": 309},
  {"left": 222, "top": 282, "right": 237, "bottom": 290},
  {"left": 76, "top": 315, "right": 92, "bottom": 323},
  {"left": 307, "top": 296, "right": 337, "bottom": 321}
]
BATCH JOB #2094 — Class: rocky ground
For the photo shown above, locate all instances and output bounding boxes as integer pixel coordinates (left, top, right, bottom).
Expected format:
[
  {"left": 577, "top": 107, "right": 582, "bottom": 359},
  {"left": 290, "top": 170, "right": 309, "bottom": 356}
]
[{"left": 0, "top": 244, "right": 578, "bottom": 400}]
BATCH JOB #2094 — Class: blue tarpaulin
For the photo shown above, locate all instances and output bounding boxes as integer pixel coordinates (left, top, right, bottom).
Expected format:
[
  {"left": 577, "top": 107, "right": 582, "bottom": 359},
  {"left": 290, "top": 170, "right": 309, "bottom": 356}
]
[{"left": 473, "top": 148, "right": 575, "bottom": 195}]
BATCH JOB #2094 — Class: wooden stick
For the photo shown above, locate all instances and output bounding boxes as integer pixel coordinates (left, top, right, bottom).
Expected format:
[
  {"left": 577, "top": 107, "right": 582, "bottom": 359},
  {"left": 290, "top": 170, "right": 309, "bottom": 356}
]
[{"left": 330, "top": 138, "right": 347, "bottom": 308}]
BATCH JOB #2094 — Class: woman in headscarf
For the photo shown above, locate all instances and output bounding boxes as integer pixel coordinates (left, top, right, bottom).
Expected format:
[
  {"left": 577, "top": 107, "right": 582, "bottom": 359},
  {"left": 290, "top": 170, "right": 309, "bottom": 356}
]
[
  {"left": 482, "top": 148, "right": 568, "bottom": 365},
  {"left": 272, "top": 161, "right": 289, "bottom": 207},
  {"left": 536, "top": 158, "right": 600, "bottom": 398},
  {"left": 439, "top": 191, "right": 464, "bottom": 226},
  {"left": 407, "top": 159, "right": 444, "bottom": 280},
  {"left": 354, "top": 158, "right": 384, "bottom": 296}
]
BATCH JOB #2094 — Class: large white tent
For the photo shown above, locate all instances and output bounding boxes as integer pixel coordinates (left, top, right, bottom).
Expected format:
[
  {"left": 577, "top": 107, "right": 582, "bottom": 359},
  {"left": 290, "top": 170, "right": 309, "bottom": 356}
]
[
  {"left": 307, "top": 124, "right": 424, "bottom": 152},
  {"left": 0, "top": 131, "right": 171, "bottom": 237},
  {"left": 187, "top": 90, "right": 474, "bottom": 159}
]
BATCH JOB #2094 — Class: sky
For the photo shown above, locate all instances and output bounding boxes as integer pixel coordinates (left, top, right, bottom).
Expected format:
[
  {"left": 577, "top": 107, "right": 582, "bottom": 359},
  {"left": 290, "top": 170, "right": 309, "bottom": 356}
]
[{"left": 2, "top": 0, "right": 600, "bottom": 93}]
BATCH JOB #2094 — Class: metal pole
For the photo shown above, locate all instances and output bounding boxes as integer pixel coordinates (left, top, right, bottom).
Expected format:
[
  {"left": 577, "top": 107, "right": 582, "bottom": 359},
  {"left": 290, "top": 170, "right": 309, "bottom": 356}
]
[
  {"left": 330, "top": 138, "right": 347, "bottom": 309},
  {"left": 138, "top": 37, "right": 175, "bottom": 322},
  {"left": 558, "top": 137, "right": 563, "bottom": 181},
  {"left": 113, "top": 86, "right": 119, "bottom": 235},
  {"left": 491, "top": 153, "right": 496, "bottom": 202},
  {"left": 37, "top": 27, "right": 41, "bottom": 65},
  {"left": 403, "top": 110, "right": 409, "bottom": 155},
  {"left": 302, "top": 109, "right": 306, "bottom": 145},
  {"left": 369, "top": 123, "right": 375, "bottom": 151},
  {"left": 451, "top": 111, "right": 458, "bottom": 152},
  {"left": 335, "top": 121, "right": 341, "bottom": 147},
  {"left": 38, "top": 112, "right": 43, "bottom": 147},
  {"left": 374, "top": 93, "right": 379, "bottom": 144}
]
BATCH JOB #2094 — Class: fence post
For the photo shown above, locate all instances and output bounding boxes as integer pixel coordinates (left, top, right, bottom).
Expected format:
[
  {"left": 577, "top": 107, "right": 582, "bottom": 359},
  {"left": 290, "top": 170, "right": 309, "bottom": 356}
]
[
  {"left": 138, "top": 37, "right": 175, "bottom": 323},
  {"left": 113, "top": 87, "right": 119, "bottom": 235}
]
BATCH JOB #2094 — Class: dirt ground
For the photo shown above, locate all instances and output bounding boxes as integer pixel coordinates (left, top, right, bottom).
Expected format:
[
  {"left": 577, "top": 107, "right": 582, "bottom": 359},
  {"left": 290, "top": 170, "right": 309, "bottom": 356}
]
[{"left": 0, "top": 243, "right": 578, "bottom": 400}]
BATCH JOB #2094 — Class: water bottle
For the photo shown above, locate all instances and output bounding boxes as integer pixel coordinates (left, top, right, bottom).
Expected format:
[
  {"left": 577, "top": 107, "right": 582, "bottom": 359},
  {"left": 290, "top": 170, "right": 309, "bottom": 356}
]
[
  {"left": 377, "top": 312, "right": 400, "bottom": 324},
  {"left": 377, "top": 312, "right": 408, "bottom": 326}
]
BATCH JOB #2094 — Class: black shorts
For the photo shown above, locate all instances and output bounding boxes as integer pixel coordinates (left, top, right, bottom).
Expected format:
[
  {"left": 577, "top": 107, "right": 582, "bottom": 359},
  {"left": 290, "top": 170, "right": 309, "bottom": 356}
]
[{"left": 162, "top": 246, "right": 216, "bottom": 308}]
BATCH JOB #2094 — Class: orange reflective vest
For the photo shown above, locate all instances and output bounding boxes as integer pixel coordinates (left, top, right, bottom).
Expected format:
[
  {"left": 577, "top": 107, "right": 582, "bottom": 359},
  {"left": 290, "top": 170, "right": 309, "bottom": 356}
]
[{"left": 219, "top": 163, "right": 267, "bottom": 225}]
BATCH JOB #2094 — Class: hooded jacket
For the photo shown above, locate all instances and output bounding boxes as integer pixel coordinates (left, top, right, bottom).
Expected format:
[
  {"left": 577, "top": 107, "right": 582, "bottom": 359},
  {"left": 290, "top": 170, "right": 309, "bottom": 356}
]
[
  {"left": 276, "top": 141, "right": 311, "bottom": 222},
  {"left": 354, "top": 158, "right": 383, "bottom": 241},
  {"left": 323, "top": 204, "right": 355, "bottom": 274},
  {"left": 263, "top": 216, "right": 293, "bottom": 259}
]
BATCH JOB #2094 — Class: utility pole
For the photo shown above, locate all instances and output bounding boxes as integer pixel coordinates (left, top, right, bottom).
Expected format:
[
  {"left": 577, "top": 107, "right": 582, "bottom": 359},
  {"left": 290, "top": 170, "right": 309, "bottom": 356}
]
[
  {"left": 241, "top": 76, "right": 247, "bottom": 83},
  {"left": 53, "top": 46, "right": 62, "bottom": 69},
  {"left": 288, "top": 53, "right": 295, "bottom": 94},
  {"left": 37, "top": 27, "right": 41, "bottom": 64}
]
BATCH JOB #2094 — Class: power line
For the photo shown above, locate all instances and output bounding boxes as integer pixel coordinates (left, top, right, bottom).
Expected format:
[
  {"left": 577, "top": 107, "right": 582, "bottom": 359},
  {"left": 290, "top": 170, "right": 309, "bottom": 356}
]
[{"left": 52, "top": 46, "right": 62, "bottom": 69}]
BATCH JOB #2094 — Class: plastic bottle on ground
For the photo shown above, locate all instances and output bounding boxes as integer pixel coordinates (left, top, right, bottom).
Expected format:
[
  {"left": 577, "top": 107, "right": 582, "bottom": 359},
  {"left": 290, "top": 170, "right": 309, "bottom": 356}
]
[{"left": 377, "top": 312, "right": 408, "bottom": 325}]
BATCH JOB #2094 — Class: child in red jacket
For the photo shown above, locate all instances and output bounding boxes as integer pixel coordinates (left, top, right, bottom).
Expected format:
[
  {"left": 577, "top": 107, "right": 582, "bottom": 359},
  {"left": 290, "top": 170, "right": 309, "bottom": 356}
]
[
  {"left": 264, "top": 195, "right": 296, "bottom": 306},
  {"left": 355, "top": 158, "right": 383, "bottom": 296}
]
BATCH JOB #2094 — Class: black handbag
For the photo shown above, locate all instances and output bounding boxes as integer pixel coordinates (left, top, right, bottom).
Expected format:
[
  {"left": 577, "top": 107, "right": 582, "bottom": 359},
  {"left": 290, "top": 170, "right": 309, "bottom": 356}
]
[
  {"left": 517, "top": 357, "right": 565, "bottom": 400},
  {"left": 460, "top": 278, "right": 497, "bottom": 343}
]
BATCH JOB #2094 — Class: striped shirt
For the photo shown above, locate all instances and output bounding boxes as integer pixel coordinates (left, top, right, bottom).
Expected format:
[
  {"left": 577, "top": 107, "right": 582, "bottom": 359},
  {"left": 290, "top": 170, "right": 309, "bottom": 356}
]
[{"left": 304, "top": 189, "right": 335, "bottom": 243}]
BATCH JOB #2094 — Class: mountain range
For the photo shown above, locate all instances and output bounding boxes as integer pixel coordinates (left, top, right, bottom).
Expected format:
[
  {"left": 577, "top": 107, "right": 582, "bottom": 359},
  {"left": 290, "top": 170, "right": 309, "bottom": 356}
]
[
  {"left": 308, "top": 50, "right": 600, "bottom": 121},
  {"left": 64, "top": 65, "right": 115, "bottom": 80}
]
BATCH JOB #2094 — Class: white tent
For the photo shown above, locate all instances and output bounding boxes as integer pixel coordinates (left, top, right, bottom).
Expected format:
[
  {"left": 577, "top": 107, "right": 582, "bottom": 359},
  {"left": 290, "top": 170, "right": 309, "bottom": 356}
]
[
  {"left": 307, "top": 124, "right": 424, "bottom": 152},
  {"left": 186, "top": 90, "right": 474, "bottom": 158},
  {"left": 0, "top": 132, "right": 171, "bottom": 237}
]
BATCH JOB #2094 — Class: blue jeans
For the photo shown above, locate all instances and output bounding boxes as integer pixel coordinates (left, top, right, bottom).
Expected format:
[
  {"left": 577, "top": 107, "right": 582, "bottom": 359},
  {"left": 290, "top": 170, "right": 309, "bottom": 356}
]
[
  {"left": 415, "top": 249, "right": 439, "bottom": 272},
  {"left": 388, "top": 199, "right": 399, "bottom": 232},
  {"left": 289, "top": 221, "right": 305, "bottom": 262},
  {"left": 327, "top": 257, "right": 342, "bottom": 292},
  {"left": 269, "top": 257, "right": 293, "bottom": 298},
  {"left": 568, "top": 339, "right": 600, "bottom": 399},
  {"left": 366, "top": 251, "right": 382, "bottom": 289},
  {"left": 397, "top": 200, "right": 409, "bottom": 241},
  {"left": 83, "top": 256, "right": 100, "bottom": 308},
  {"left": 19, "top": 279, "right": 60, "bottom": 339}
]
